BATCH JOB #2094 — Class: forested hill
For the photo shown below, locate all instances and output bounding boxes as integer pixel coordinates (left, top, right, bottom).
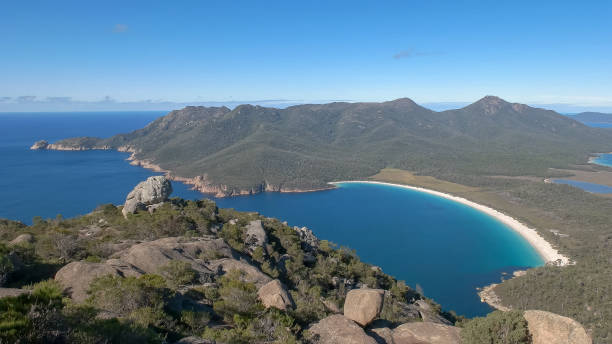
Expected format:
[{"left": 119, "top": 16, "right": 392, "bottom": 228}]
[
  {"left": 571, "top": 111, "right": 612, "bottom": 124},
  {"left": 40, "top": 96, "right": 612, "bottom": 195}
]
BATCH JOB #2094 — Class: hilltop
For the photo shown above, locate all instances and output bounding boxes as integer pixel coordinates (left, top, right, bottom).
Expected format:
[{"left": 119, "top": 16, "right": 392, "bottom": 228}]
[{"left": 34, "top": 96, "right": 612, "bottom": 196}]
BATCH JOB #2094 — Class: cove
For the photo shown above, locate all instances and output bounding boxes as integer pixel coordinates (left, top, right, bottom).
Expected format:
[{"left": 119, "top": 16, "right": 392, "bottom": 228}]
[
  {"left": 0, "top": 111, "right": 544, "bottom": 318},
  {"left": 212, "top": 182, "right": 544, "bottom": 317}
]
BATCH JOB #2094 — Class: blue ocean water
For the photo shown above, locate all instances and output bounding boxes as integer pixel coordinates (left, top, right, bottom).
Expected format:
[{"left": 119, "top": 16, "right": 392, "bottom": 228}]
[
  {"left": 552, "top": 179, "right": 612, "bottom": 194},
  {"left": 0, "top": 112, "right": 202, "bottom": 223},
  {"left": 0, "top": 112, "right": 544, "bottom": 317}
]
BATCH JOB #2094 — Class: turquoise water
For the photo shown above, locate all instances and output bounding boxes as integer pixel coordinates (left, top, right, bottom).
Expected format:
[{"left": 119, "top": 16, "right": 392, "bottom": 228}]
[
  {"left": 593, "top": 153, "right": 612, "bottom": 167},
  {"left": 0, "top": 112, "right": 544, "bottom": 317}
]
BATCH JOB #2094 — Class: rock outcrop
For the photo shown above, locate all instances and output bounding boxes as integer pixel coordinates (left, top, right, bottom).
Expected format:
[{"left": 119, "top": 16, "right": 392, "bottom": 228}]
[
  {"left": 206, "top": 258, "right": 272, "bottom": 287},
  {"left": 30, "top": 140, "right": 49, "bottom": 150},
  {"left": 392, "top": 322, "right": 461, "bottom": 344},
  {"left": 524, "top": 310, "right": 591, "bottom": 344},
  {"left": 416, "top": 300, "right": 452, "bottom": 325},
  {"left": 9, "top": 233, "right": 34, "bottom": 246},
  {"left": 308, "top": 314, "right": 378, "bottom": 344},
  {"left": 366, "top": 320, "right": 395, "bottom": 344},
  {"left": 122, "top": 176, "right": 173, "bottom": 217},
  {"left": 343, "top": 288, "right": 385, "bottom": 326},
  {"left": 257, "top": 279, "right": 294, "bottom": 310},
  {"left": 294, "top": 226, "right": 319, "bottom": 250},
  {"left": 55, "top": 261, "right": 142, "bottom": 302},
  {"left": 245, "top": 220, "right": 267, "bottom": 252}
]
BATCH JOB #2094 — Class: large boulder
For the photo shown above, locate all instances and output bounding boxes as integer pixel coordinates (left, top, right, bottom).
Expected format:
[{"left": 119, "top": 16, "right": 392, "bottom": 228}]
[
  {"left": 122, "top": 176, "right": 173, "bottom": 217},
  {"left": 308, "top": 314, "right": 378, "bottom": 344},
  {"left": 257, "top": 279, "right": 294, "bottom": 310},
  {"left": 245, "top": 220, "right": 267, "bottom": 251},
  {"left": 55, "top": 261, "right": 141, "bottom": 302},
  {"left": 343, "top": 288, "right": 385, "bottom": 326},
  {"left": 393, "top": 322, "right": 461, "bottom": 344},
  {"left": 524, "top": 310, "right": 591, "bottom": 344}
]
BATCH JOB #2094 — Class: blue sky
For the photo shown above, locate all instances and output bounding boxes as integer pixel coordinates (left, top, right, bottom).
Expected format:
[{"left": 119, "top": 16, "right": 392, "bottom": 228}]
[{"left": 1, "top": 0, "right": 611, "bottom": 111}]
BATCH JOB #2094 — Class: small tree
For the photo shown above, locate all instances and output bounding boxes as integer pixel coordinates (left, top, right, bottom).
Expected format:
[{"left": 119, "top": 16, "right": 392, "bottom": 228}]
[
  {"left": 157, "top": 261, "right": 198, "bottom": 289},
  {"left": 461, "top": 310, "right": 530, "bottom": 344}
]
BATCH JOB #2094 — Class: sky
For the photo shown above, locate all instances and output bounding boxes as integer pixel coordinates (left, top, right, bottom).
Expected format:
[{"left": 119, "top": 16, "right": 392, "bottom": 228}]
[{"left": 1, "top": 0, "right": 611, "bottom": 112}]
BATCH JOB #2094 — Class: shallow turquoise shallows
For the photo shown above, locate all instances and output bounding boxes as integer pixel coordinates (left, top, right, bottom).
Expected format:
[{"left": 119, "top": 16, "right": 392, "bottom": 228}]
[
  {"left": 593, "top": 153, "right": 612, "bottom": 167},
  {"left": 0, "top": 112, "right": 544, "bottom": 318}
]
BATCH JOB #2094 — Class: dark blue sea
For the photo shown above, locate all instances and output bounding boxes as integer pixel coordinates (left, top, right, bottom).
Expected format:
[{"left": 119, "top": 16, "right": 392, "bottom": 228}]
[{"left": 0, "top": 111, "right": 544, "bottom": 317}]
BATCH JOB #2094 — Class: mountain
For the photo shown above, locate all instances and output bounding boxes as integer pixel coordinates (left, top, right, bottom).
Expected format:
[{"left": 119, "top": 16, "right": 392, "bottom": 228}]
[
  {"left": 571, "top": 111, "right": 612, "bottom": 124},
  {"left": 35, "top": 96, "right": 612, "bottom": 196}
]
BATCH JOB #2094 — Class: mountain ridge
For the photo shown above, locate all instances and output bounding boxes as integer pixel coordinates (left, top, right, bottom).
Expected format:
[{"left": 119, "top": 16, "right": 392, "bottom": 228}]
[{"left": 32, "top": 96, "right": 612, "bottom": 197}]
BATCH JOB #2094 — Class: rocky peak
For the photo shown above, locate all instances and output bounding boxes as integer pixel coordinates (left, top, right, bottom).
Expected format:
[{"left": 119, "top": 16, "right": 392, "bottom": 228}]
[{"left": 466, "top": 95, "right": 513, "bottom": 115}]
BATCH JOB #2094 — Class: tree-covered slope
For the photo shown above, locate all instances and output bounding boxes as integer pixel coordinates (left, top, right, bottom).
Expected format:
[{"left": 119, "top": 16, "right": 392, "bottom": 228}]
[{"left": 44, "top": 96, "right": 612, "bottom": 195}]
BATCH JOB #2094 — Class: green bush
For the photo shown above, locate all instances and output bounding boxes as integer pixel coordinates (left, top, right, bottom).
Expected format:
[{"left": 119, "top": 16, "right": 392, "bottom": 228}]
[
  {"left": 158, "top": 260, "right": 198, "bottom": 289},
  {"left": 213, "top": 270, "right": 263, "bottom": 321},
  {"left": 460, "top": 310, "right": 530, "bottom": 344},
  {"left": 87, "top": 274, "right": 168, "bottom": 317}
]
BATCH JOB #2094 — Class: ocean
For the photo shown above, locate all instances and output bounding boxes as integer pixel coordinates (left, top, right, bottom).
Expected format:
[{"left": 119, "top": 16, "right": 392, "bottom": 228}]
[{"left": 0, "top": 111, "right": 544, "bottom": 317}]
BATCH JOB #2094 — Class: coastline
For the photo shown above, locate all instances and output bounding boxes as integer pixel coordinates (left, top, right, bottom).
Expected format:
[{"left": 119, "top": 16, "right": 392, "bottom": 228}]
[{"left": 330, "top": 180, "right": 570, "bottom": 266}]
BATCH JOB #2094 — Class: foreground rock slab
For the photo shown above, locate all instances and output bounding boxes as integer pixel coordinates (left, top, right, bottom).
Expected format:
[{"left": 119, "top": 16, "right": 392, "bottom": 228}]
[
  {"left": 308, "top": 314, "right": 378, "bottom": 344},
  {"left": 55, "top": 261, "right": 141, "bottom": 302},
  {"left": 343, "top": 288, "right": 385, "bottom": 326},
  {"left": 392, "top": 322, "right": 461, "bottom": 344},
  {"left": 257, "top": 279, "right": 294, "bottom": 310},
  {"left": 524, "top": 310, "right": 591, "bottom": 344}
]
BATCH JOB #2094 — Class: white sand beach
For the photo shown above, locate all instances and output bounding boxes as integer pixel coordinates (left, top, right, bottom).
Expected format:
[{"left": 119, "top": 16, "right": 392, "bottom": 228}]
[{"left": 330, "top": 181, "right": 570, "bottom": 266}]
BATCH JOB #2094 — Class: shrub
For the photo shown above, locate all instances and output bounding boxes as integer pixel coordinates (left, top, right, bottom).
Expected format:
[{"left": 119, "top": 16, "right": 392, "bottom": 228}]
[
  {"left": 460, "top": 310, "right": 530, "bottom": 344},
  {"left": 213, "top": 270, "right": 263, "bottom": 321},
  {"left": 87, "top": 274, "right": 168, "bottom": 317},
  {"left": 158, "top": 261, "right": 198, "bottom": 289}
]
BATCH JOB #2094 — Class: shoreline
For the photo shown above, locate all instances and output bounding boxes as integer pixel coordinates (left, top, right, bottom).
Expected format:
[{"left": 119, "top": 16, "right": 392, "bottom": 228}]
[{"left": 330, "top": 180, "right": 570, "bottom": 266}]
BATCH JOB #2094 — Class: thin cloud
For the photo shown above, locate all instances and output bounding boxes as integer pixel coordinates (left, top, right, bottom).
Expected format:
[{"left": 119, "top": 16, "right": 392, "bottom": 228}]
[
  {"left": 393, "top": 49, "right": 442, "bottom": 59},
  {"left": 17, "top": 96, "right": 36, "bottom": 103},
  {"left": 113, "top": 24, "right": 128, "bottom": 33},
  {"left": 0, "top": 97, "right": 11, "bottom": 103}
]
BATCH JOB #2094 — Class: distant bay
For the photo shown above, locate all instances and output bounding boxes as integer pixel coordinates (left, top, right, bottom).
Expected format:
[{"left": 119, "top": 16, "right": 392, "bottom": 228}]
[
  {"left": 592, "top": 153, "right": 612, "bottom": 168},
  {"left": 0, "top": 111, "right": 545, "bottom": 317}
]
